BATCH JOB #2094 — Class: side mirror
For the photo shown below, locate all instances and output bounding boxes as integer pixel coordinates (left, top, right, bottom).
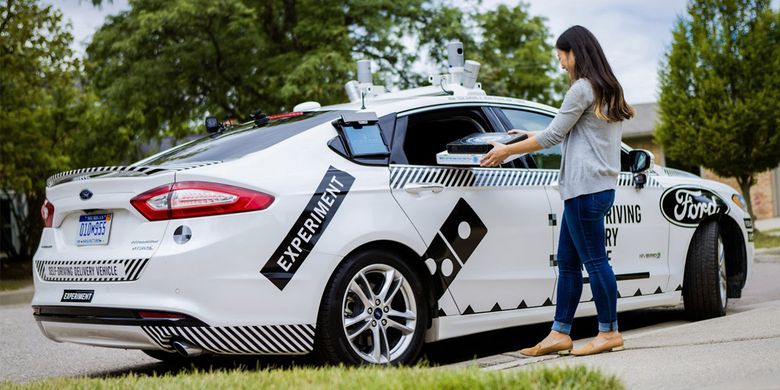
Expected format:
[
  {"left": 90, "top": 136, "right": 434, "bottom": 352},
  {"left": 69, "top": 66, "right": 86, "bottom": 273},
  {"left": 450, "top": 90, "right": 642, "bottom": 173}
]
[{"left": 629, "top": 149, "right": 654, "bottom": 174}]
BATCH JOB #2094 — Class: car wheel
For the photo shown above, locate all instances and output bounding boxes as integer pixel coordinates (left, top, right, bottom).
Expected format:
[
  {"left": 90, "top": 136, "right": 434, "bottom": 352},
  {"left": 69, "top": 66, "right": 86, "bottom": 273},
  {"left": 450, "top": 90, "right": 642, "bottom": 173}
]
[
  {"left": 683, "top": 219, "right": 728, "bottom": 320},
  {"left": 315, "top": 249, "right": 428, "bottom": 365},
  {"left": 142, "top": 349, "right": 191, "bottom": 364}
]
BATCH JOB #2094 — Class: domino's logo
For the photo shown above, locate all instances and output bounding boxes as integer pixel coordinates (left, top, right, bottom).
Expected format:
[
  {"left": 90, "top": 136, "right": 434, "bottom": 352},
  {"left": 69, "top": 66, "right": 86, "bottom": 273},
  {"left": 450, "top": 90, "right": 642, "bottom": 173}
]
[{"left": 421, "top": 198, "right": 488, "bottom": 301}]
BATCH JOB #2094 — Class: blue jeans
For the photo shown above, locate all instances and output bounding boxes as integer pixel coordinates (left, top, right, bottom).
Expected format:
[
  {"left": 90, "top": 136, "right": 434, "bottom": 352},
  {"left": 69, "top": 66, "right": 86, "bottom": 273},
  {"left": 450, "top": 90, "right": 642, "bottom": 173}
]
[{"left": 552, "top": 189, "right": 618, "bottom": 334}]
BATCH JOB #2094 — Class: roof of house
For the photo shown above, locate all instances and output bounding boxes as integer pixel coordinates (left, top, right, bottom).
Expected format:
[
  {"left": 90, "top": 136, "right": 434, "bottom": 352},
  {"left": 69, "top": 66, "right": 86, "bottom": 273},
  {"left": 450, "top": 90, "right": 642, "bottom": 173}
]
[{"left": 622, "top": 102, "right": 657, "bottom": 139}]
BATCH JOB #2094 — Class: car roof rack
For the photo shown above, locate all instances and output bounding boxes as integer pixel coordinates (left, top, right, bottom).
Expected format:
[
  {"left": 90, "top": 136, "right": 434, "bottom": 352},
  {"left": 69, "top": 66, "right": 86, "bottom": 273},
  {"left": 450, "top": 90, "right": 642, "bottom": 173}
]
[{"left": 343, "top": 41, "right": 486, "bottom": 105}]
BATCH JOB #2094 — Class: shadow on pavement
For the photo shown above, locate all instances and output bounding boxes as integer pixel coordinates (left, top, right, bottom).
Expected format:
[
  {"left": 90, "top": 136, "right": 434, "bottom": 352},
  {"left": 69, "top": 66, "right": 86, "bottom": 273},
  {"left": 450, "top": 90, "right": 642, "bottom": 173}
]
[{"left": 88, "top": 306, "right": 688, "bottom": 378}]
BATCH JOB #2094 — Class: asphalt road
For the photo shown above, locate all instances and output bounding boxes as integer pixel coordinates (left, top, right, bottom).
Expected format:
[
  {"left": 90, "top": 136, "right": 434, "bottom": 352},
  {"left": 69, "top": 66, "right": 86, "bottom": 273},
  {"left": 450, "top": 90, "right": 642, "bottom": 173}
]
[{"left": 2, "top": 254, "right": 779, "bottom": 383}]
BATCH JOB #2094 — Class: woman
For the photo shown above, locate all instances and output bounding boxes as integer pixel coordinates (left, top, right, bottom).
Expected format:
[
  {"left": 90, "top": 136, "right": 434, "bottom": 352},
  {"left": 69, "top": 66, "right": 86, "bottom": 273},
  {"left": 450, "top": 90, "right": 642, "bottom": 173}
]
[{"left": 480, "top": 25, "right": 634, "bottom": 356}]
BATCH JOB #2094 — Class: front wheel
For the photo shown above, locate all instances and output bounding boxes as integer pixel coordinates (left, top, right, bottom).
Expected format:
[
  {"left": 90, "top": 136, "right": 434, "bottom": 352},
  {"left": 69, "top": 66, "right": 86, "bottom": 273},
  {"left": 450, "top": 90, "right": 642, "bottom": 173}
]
[
  {"left": 315, "top": 249, "right": 428, "bottom": 365},
  {"left": 683, "top": 220, "right": 728, "bottom": 320}
]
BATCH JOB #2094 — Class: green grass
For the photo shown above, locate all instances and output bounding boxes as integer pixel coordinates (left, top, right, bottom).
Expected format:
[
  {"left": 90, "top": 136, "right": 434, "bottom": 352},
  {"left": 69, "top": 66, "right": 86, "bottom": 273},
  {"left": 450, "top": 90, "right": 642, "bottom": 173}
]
[
  {"left": 1, "top": 365, "right": 623, "bottom": 390},
  {"left": 754, "top": 228, "right": 780, "bottom": 249},
  {"left": 0, "top": 279, "right": 31, "bottom": 292}
]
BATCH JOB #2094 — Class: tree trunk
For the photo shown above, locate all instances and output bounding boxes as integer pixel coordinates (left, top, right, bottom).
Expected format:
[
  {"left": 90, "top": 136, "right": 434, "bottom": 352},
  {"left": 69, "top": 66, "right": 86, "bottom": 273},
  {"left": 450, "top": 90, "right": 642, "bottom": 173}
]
[{"left": 736, "top": 175, "right": 756, "bottom": 224}]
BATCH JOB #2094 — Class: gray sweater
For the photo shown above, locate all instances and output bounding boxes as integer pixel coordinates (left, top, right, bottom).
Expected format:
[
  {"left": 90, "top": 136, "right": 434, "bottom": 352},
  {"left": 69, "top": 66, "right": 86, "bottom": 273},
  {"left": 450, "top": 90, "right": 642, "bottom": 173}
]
[{"left": 535, "top": 78, "right": 622, "bottom": 200}]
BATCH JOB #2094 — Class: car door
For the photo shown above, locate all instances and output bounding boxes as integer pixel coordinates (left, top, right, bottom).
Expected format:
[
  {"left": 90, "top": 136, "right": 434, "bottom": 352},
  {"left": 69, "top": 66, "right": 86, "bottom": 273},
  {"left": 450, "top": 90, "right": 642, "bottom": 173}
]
[
  {"left": 496, "top": 106, "right": 670, "bottom": 304},
  {"left": 389, "top": 104, "right": 556, "bottom": 316}
]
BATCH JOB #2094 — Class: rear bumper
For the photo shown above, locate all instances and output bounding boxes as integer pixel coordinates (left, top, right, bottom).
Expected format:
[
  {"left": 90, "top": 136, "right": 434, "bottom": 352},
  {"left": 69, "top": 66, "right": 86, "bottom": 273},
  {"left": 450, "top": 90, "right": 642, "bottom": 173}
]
[{"left": 34, "top": 306, "right": 315, "bottom": 355}]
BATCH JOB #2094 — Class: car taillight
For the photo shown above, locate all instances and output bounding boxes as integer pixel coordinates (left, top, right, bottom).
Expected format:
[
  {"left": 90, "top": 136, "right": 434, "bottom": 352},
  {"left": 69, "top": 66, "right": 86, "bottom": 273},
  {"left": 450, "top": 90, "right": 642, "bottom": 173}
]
[
  {"left": 41, "top": 199, "right": 54, "bottom": 228},
  {"left": 130, "top": 181, "right": 274, "bottom": 221}
]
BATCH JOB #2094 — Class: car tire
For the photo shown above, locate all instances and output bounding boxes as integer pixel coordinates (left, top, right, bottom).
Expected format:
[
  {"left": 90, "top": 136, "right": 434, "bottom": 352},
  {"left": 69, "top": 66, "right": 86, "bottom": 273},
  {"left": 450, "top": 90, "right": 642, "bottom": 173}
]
[
  {"left": 683, "top": 219, "right": 728, "bottom": 320},
  {"left": 142, "top": 349, "right": 191, "bottom": 364},
  {"left": 315, "top": 249, "right": 428, "bottom": 365}
]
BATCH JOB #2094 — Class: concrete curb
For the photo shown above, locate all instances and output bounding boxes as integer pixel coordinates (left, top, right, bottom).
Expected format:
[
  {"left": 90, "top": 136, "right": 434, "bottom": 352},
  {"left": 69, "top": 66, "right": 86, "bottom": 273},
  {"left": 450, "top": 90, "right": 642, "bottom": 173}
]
[
  {"left": 755, "top": 247, "right": 780, "bottom": 256},
  {"left": 0, "top": 286, "right": 33, "bottom": 306}
]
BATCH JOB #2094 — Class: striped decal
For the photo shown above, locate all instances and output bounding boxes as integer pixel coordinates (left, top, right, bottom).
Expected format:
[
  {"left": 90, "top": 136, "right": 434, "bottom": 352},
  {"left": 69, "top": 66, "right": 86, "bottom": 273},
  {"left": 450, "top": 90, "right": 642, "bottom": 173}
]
[
  {"left": 141, "top": 324, "right": 316, "bottom": 355},
  {"left": 46, "top": 161, "right": 222, "bottom": 188},
  {"left": 35, "top": 258, "right": 149, "bottom": 282},
  {"left": 390, "top": 166, "right": 660, "bottom": 189},
  {"left": 390, "top": 165, "right": 560, "bottom": 190},
  {"left": 617, "top": 173, "right": 661, "bottom": 187}
]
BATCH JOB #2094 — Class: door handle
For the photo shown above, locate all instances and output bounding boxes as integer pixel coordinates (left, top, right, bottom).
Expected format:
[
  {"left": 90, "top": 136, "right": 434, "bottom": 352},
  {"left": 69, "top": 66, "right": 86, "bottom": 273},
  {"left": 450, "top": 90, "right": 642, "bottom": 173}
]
[
  {"left": 550, "top": 181, "right": 560, "bottom": 190},
  {"left": 404, "top": 182, "right": 445, "bottom": 194}
]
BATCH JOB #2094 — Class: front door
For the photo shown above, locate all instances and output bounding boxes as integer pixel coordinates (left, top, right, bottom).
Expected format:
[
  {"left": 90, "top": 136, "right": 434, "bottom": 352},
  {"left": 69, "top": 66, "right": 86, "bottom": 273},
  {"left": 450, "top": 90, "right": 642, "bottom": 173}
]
[{"left": 495, "top": 106, "right": 670, "bottom": 304}]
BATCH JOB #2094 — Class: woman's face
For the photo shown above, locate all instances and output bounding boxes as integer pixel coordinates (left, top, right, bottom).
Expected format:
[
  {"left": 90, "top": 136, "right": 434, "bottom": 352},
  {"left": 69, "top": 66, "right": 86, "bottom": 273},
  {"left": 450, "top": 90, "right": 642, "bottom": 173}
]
[{"left": 556, "top": 49, "right": 575, "bottom": 79}]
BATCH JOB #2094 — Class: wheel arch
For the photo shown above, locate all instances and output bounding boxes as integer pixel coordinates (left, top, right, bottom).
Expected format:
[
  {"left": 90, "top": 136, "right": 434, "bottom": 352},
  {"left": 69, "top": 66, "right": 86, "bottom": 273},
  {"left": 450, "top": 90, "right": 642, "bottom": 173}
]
[
  {"left": 686, "top": 214, "right": 747, "bottom": 297},
  {"left": 316, "top": 240, "right": 437, "bottom": 331}
]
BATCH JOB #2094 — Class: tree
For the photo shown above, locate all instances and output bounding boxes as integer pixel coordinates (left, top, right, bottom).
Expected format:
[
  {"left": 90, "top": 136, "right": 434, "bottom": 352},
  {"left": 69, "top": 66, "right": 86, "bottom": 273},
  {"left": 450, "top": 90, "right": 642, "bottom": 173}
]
[
  {"left": 473, "top": 4, "right": 567, "bottom": 104},
  {"left": 85, "top": 0, "right": 565, "bottom": 162},
  {"left": 0, "top": 0, "right": 83, "bottom": 261},
  {"left": 656, "top": 0, "right": 780, "bottom": 220}
]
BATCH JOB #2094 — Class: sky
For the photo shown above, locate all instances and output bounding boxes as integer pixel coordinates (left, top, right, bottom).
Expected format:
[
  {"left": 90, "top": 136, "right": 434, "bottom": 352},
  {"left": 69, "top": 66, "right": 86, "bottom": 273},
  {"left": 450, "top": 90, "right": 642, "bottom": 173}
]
[{"left": 47, "top": 0, "right": 778, "bottom": 105}]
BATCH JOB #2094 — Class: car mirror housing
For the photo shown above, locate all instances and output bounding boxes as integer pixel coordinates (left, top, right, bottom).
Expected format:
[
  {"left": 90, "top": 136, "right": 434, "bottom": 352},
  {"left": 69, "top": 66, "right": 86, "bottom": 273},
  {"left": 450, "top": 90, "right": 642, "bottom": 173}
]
[{"left": 629, "top": 149, "right": 655, "bottom": 174}]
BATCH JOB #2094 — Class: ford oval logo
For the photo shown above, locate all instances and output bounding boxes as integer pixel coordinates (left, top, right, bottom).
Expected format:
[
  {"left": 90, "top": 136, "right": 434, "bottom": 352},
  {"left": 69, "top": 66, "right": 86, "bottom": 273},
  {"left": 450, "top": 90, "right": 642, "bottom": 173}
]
[
  {"left": 660, "top": 186, "right": 729, "bottom": 227},
  {"left": 79, "top": 189, "right": 93, "bottom": 200}
]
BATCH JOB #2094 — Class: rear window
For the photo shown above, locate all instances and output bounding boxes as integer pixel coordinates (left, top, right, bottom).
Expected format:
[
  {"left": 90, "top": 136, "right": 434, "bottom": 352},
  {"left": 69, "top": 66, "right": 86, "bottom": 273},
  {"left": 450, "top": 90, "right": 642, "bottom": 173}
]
[{"left": 136, "top": 111, "right": 347, "bottom": 166}]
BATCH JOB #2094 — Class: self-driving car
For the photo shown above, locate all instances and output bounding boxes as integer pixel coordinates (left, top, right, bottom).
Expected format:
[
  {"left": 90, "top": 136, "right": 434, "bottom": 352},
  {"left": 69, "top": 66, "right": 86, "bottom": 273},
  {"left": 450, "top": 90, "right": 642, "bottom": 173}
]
[{"left": 32, "top": 43, "right": 753, "bottom": 365}]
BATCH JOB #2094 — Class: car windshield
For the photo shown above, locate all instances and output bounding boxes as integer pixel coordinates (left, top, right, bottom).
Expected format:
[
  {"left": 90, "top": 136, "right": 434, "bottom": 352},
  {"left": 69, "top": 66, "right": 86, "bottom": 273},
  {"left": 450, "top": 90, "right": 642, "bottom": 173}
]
[{"left": 136, "top": 110, "right": 347, "bottom": 166}]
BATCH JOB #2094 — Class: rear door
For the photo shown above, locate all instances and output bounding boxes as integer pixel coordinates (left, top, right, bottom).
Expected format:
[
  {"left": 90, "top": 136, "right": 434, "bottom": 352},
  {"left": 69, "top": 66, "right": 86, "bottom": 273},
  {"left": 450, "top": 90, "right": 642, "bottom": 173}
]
[{"left": 389, "top": 104, "right": 556, "bottom": 316}]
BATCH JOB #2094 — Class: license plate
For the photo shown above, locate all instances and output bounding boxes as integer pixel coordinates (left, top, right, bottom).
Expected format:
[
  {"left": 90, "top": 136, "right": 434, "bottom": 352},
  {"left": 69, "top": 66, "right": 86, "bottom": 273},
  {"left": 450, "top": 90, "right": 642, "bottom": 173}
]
[{"left": 76, "top": 213, "right": 113, "bottom": 246}]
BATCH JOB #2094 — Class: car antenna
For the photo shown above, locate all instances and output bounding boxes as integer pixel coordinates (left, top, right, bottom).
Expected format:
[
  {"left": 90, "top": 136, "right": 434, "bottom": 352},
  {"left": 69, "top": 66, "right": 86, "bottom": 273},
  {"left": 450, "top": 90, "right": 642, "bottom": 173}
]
[{"left": 360, "top": 91, "right": 366, "bottom": 110}]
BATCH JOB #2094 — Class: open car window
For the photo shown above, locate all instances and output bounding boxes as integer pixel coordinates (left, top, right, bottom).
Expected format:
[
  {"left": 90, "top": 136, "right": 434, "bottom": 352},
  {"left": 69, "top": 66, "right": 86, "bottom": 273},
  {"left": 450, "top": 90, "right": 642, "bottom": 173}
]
[
  {"left": 499, "top": 108, "right": 561, "bottom": 170},
  {"left": 401, "top": 107, "right": 492, "bottom": 166}
]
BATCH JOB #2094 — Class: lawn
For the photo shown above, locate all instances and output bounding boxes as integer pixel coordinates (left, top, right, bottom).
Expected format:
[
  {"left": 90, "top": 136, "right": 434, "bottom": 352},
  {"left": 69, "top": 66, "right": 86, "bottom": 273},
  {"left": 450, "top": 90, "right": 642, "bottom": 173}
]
[
  {"left": 0, "top": 279, "right": 31, "bottom": 292},
  {"left": 754, "top": 228, "right": 780, "bottom": 249},
  {"left": 1, "top": 365, "right": 623, "bottom": 390}
]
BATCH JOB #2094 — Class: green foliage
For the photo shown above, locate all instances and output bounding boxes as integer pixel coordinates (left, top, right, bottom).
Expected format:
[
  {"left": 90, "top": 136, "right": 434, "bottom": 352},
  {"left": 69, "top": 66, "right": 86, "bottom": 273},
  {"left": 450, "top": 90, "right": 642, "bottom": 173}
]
[
  {"left": 0, "top": 0, "right": 82, "bottom": 260},
  {"left": 85, "top": 0, "right": 565, "bottom": 162},
  {"left": 474, "top": 4, "right": 567, "bottom": 104},
  {"left": 1, "top": 0, "right": 564, "bottom": 262},
  {"left": 754, "top": 228, "right": 780, "bottom": 249},
  {"left": 0, "top": 365, "right": 624, "bottom": 390},
  {"left": 656, "top": 0, "right": 780, "bottom": 218}
]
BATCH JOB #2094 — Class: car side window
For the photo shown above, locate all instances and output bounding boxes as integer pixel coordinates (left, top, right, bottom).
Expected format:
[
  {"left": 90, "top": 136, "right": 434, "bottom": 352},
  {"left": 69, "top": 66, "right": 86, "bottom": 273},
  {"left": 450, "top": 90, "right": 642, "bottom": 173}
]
[
  {"left": 499, "top": 108, "right": 561, "bottom": 170},
  {"left": 400, "top": 107, "right": 492, "bottom": 166}
]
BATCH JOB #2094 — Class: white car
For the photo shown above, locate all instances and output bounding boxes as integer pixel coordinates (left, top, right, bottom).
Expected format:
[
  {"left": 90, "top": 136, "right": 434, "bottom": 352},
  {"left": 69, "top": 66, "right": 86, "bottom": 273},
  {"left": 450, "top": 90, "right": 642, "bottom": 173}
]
[{"left": 32, "top": 48, "right": 753, "bottom": 365}]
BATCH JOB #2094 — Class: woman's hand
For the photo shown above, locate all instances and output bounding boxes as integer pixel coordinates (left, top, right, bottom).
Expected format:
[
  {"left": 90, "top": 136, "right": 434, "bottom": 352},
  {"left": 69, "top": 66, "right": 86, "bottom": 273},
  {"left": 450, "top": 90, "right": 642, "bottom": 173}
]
[
  {"left": 508, "top": 129, "right": 534, "bottom": 137},
  {"left": 480, "top": 141, "right": 511, "bottom": 167}
]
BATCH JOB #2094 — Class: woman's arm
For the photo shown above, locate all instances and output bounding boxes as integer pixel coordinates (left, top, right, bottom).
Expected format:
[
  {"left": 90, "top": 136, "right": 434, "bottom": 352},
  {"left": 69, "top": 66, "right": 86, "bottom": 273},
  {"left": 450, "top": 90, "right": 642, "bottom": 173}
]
[
  {"left": 480, "top": 79, "right": 594, "bottom": 167},
  {"left": 479, "top": 131, "right": 544, "bottom": 166}
]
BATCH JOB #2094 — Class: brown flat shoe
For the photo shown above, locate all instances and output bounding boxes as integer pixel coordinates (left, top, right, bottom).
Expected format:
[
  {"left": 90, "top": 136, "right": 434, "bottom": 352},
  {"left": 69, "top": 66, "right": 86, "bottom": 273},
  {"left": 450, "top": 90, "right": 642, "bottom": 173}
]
[
  {"left": 571, "top": 333, "right": 624, "bottom": 356},
  {"left": 519, "top": 335, "right": 573, "bottom": 357}
]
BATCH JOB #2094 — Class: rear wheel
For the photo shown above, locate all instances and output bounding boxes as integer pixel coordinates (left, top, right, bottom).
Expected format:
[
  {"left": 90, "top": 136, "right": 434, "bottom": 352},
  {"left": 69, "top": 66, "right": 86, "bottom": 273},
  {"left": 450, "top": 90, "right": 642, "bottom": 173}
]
[
  {"left": 315, "top": 249, "right": 428, "bottom": 365},
  {"left": 683, "top": 220, "right": 728, "bottom": 320}
]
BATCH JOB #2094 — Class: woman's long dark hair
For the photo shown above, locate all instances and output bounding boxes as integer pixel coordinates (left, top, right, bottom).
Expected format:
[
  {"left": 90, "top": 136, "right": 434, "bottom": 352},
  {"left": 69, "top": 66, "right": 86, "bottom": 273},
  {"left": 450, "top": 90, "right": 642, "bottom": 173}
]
[{"left": 556, "top": 25, "right": 634, "bottom": 122}]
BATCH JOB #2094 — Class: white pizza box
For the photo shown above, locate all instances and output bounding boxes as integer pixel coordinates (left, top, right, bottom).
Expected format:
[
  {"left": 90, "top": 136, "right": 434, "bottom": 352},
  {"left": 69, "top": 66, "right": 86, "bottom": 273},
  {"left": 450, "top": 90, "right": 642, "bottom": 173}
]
[{"left": 435, "top": 150, "right": 522, "bottom": 166}]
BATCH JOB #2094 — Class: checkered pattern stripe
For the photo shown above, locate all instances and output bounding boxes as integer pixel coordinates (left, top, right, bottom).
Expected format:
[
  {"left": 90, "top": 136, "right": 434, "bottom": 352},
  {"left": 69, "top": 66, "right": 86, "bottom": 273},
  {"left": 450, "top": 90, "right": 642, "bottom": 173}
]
[
  {"left": 617, "top": 173, "right": 662, "bottom": 187},
  {"left": 390, "top": 166, "right": 660, "bottom": 189},
  {"left": 35, "top": 258, "right": 149, "bottom": 282},
  {"left": 142, "top": 324, "right": 315, "bottom": 355},
  {"left": 46, "top": 161, "right": 222, "bottom": 187},
  {"left": 390, "top": 165, "right": 560, "bottom": 189}
]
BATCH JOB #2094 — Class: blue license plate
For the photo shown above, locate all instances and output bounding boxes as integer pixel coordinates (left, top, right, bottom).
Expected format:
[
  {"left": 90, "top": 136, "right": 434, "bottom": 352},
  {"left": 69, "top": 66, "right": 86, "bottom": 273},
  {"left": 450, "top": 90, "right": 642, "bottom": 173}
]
[{"left": 76, "top": 213, "right": 113, "bottom": 246}]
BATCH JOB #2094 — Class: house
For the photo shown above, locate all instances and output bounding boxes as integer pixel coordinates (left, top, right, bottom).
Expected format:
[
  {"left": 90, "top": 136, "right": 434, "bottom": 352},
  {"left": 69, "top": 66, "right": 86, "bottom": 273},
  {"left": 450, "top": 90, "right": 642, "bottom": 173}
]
[
  {"left": 622, "top": 102, "right": 780, "bottom": 219},
  {"left": 0, "top": 192, "right": 22, "bottom": 260}
]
